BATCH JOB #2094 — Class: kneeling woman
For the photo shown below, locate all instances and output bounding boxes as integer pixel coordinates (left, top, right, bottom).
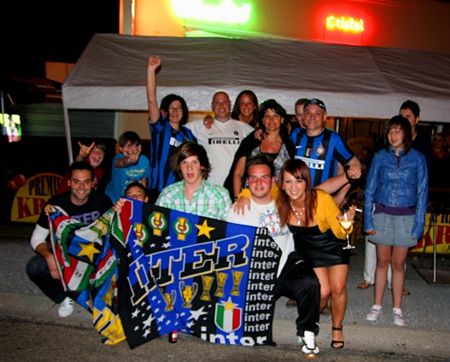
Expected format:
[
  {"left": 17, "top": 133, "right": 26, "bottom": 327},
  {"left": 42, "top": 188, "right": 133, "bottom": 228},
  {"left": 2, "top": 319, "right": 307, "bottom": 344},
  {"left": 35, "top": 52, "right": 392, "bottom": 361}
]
[{"left": 276, "top": 159, "right": 356, "bottom": 349}]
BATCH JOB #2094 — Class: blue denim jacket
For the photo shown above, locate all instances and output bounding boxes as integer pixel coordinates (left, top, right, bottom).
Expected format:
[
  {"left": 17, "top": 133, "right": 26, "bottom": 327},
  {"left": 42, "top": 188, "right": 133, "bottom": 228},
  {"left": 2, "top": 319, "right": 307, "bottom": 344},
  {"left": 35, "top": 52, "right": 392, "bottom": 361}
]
[{"left": 364, "top": 147, "right": 428, "bottom": 239}]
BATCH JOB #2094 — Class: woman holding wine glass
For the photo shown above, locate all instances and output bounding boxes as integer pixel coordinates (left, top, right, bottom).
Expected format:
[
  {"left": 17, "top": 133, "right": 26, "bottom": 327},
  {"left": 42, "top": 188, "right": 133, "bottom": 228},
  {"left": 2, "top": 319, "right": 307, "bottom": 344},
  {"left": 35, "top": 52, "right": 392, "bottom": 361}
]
[{"left": 276, "top": 159, "right": 356, "bottom": 349}]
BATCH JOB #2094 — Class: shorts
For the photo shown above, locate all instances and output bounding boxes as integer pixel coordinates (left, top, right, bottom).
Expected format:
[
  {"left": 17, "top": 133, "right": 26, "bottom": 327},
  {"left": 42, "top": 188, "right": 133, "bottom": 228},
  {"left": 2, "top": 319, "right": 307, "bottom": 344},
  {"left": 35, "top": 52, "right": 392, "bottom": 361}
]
[{"left": 368, "top": 213, "right": 417, "bottom": 247}]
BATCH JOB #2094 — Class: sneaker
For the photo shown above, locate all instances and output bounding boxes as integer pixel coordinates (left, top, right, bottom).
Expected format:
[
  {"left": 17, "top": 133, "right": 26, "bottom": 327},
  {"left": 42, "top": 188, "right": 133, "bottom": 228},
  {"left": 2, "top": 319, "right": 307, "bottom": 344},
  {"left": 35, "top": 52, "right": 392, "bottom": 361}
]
[
  {"left": 301, "top": 331, "right": 320, "bottom": 357},
  {"left": 366, "top": 305, "right": 382, "bottom": 322},
  {"left": 393, "top": 308, "right": 406, "bottom": 327},
  {"left": 58, "top": 297, "right": 74, "bottom": 318}
]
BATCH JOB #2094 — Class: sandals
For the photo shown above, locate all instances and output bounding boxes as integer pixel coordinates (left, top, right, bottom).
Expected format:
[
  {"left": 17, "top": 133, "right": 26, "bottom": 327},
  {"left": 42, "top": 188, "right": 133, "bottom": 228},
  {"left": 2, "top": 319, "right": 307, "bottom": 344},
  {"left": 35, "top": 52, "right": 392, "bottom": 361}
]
[
  {"left": 331, "top": 325, "right": 344, "bottom": 349},
  {"left": 356, "top": 280, "right": 372, "bottom": 289}
]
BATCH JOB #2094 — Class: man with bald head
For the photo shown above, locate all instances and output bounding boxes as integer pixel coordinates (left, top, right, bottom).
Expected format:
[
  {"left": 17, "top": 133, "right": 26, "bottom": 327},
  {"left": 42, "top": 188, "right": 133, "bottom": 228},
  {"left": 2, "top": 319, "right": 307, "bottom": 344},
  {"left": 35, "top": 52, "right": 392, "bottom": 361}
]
[{"left": 186, "top": 91, "right": 253, "bottom": 186}]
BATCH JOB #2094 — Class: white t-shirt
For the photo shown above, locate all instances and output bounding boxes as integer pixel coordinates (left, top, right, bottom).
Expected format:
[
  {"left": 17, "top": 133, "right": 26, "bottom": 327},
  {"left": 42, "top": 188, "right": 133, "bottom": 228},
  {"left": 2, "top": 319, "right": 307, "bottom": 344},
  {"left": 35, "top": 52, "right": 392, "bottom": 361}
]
[
  {"left": 186, "top": 118, "right": 253, "bottom": 186},
  {"left": 227, "top": 199, "right": 294, "bottom": 277}
]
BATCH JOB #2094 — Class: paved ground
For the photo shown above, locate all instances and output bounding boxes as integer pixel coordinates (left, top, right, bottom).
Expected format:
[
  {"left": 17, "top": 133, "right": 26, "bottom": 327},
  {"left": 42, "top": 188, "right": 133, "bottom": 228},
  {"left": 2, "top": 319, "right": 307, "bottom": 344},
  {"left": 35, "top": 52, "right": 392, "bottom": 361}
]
[{"left": 1, "top": 223, "right": 450, "bottom": 360}]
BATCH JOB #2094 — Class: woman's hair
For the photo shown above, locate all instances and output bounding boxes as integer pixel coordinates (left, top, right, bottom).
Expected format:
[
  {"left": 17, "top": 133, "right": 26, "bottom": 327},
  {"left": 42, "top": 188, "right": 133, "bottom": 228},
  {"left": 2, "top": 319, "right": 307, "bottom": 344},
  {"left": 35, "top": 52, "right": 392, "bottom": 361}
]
[
  {"left": 171, "top": 141, "right": 211, "bottom": 179},
  {"left": 231, "top": 90, "right": 259, "bottom": 128},
  {"left": 276, "top": 159, "right": 316, "bottom": 227},
  {"left": 160, "top": 94, "right": 190, "bottom": 125},
  {"left": 384, "top": 115, "right": 412, "bottom": 152},
  {"left": 258, "top": 99, "right": 289, "bottom": 138}
]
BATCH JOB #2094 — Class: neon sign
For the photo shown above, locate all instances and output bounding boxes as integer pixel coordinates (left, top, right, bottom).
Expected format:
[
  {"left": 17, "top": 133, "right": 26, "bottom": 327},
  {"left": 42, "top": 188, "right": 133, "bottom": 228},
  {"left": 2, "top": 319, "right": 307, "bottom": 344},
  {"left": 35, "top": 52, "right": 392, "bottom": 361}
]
[
  {"left": 326, "top": 15, "right": 364, "bottom": 33},
  {"left": 171, "top": 0, "right": 252, "bottom": 24}
]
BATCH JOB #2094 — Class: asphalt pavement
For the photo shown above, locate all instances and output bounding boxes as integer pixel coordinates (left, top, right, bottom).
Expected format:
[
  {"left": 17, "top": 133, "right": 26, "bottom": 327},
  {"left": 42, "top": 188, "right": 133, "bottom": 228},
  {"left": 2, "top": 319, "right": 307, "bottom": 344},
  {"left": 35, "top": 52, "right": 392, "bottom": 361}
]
[{"left": 1, "top": 223, "right": 450, "bottom": 361}]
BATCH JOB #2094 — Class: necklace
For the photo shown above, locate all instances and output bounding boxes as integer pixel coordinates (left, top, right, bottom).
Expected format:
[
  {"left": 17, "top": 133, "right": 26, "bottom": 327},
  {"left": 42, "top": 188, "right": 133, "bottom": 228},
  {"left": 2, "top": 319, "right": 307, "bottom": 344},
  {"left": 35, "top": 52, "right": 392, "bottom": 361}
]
[{"left": 290, "top": 203, "right": 305, "bottom": 226}]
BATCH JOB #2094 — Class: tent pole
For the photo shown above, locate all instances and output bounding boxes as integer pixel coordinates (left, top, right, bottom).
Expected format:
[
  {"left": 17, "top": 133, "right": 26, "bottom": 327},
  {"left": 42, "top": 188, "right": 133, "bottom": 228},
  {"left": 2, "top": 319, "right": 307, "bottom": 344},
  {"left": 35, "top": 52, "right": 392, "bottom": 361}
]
[{"left": 63, "top": 105, "right": 74, "bottom": 164}]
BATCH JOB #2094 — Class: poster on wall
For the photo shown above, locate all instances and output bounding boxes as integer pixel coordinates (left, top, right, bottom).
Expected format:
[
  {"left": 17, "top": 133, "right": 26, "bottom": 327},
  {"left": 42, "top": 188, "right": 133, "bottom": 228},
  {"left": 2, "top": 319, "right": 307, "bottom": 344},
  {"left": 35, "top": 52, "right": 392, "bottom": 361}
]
[
  {"left": 411, "top": 213, "right": 450, "bottom": 255},
  {"left": 10, "top": 173, "right": 62, "bottom": 223}
]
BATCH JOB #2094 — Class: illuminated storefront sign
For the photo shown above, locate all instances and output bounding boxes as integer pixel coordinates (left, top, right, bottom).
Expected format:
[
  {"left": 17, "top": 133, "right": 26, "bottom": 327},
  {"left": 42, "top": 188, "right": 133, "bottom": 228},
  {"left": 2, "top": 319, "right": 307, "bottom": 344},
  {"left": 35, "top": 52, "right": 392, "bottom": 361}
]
[
  {"left": 171, "top": 0, "right": 252, "bottom": 24},
  {"left": 11, "top": 173, "right": 62, "bottom": 223},
  {"left": 326, "top": 15, "right": 364, "bottom": 33}
]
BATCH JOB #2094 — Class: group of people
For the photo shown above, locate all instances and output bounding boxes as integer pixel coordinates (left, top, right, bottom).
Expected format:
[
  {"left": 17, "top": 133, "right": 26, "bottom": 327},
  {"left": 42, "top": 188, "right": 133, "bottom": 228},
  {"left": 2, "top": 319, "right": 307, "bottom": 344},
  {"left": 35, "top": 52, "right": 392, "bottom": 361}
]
[{"left": 25, "top": 55, "right": 430, "bottom": 357}]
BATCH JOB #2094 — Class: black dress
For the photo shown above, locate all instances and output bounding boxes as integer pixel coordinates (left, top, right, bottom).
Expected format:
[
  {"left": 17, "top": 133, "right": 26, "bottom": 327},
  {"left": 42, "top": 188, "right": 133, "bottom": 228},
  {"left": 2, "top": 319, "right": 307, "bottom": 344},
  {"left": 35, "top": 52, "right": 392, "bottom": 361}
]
[{"left": 289, "top": 224, "right": 350, "bottom": 268}]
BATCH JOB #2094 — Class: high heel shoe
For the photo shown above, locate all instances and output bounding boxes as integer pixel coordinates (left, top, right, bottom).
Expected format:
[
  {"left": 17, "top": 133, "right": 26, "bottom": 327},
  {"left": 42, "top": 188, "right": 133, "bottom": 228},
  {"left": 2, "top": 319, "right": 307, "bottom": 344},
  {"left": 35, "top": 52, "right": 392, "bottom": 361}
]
[{"left": 331, "top": 325, "right": 344, "bottom": 349}]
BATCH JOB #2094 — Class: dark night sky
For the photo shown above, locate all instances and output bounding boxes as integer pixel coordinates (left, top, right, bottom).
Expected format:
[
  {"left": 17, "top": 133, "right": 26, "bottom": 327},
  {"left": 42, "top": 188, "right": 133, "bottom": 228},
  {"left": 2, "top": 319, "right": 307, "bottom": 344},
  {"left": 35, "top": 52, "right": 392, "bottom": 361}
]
[
  {"left": 0, "top": 0, "right": 119, "bottom": 104},
  {"left": 1, "top": 1, "right": 119, "bottom": 77}
]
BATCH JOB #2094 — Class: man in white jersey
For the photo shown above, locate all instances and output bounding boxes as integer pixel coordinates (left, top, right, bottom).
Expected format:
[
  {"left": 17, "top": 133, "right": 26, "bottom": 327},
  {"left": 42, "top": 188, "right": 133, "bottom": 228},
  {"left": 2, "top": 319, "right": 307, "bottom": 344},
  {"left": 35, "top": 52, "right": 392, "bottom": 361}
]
[
  {"left": 227, "top": 155, "right": 321, "bottom": 357},
  {"left": 186, "top": 91, "right": 253, "bottom": 186}
]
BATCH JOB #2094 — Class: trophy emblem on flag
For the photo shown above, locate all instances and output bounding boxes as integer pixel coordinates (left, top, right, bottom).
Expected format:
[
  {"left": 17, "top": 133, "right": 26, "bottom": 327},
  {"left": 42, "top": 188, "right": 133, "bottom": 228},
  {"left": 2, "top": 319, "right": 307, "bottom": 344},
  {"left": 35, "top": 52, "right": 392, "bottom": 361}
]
[
  {"left": 161, "top": 288, "right": 176, "bottom": 312},
  {"left": 231, "top": 270, "right": 244, "bottom": 296},
  {"left": 200, "top": 275, "right": 214, "bottom": 301},
  {"left": 214, "top": 272, "right": 228, "bottom": 298},
  {"left": 179, "top": 281, "right": 198, "bottom": 308},
  {"left": 174, "top": 217, "right": 191, "bottom": 240},
  {"left": 133, "top": 223, "right": 144, "bottom": 240},
  {"left": 149, "top": 211, "right": 167, "bottom": 236}
]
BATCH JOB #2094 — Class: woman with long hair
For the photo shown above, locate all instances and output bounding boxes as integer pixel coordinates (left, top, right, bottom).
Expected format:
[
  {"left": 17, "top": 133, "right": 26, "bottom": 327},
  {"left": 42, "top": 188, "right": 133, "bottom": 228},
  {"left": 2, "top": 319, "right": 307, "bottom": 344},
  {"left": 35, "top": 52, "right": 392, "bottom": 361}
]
[
  {"left": 224, "top": 99, "right": 295, "bottom": 199},
  {"left": 276, "top": 159, "right": 356, "bottom": 349}
]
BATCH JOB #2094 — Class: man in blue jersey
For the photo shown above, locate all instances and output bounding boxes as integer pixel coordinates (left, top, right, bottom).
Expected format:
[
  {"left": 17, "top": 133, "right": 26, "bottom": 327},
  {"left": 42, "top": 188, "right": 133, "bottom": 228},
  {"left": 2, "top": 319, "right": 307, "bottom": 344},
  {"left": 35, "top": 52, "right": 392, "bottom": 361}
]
[{"left": 290, "top": 98, "right": 361, "bottom": 192}]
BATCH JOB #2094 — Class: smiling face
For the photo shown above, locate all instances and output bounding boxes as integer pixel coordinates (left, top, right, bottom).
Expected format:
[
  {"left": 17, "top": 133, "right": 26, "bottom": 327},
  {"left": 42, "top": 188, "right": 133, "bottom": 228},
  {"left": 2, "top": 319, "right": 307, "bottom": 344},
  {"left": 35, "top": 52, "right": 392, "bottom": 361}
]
[
  {"left": 281, "top": 171, "right": 306, "bottom": 203},
  {"left": 238, "top": 94, "right": 257, "bottom": 120},
  {"left": 247, "top": 164, "right": 274, "bottom": 203},
  {"left": 120, "top": 141, "right": 141, "bottom": 158},
  {"left": 125, "top": 184, "right": 148, "bottom": 202},
  {"left": 212, "top": 92, "right": 231, "bottom": 122},
  {"left": 303, "top": 104, "right": 326, "bottom": 135},
  {"left": 69, "top": 169, "right": 94, "bottom": 205},
  {"left": 387, "top": 125, "right": 406, "bottom": 151},
  {"left": 87, "top": 146, "right": 105, "bottom": 168},
  {"left": 180, "top": 155, "right": 203, "bottom": 186},
  {"left": 262, "top": 109, "right": 283, "bottom": 133},
  {"left": 168, "top": 99, "right": 184, "bottom": 125}
]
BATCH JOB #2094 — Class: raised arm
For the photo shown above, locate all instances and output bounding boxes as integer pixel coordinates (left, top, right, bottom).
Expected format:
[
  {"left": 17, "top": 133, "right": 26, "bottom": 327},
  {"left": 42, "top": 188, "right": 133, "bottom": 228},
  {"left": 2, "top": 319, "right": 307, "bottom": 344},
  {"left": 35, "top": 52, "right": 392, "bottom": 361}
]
[{"left": 147, "top": 56, "right": 162, "bottom": 123}]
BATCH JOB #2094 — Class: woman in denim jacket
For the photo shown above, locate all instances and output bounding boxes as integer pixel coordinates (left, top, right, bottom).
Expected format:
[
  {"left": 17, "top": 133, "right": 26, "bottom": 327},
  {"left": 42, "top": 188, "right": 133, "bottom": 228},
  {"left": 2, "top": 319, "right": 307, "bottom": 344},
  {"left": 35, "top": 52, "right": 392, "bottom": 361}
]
[{"left": 363, "top": 115, "right": 428, "bottom": 327}]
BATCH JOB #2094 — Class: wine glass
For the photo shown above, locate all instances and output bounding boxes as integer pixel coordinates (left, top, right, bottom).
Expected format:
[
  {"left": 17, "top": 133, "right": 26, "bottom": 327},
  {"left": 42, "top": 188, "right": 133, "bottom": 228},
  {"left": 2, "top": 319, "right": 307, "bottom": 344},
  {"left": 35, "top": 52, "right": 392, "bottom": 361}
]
[{"left": 338, "top": 212, "right": 355, "bottom": 250}]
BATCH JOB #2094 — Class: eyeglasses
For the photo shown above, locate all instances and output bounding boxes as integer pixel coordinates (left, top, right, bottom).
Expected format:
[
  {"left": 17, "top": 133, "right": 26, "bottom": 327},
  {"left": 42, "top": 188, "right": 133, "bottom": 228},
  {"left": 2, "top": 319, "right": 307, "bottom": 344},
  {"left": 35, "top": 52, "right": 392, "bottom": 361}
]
[{"left": 168, "top": 107, "right": 182, "bottom": 112}]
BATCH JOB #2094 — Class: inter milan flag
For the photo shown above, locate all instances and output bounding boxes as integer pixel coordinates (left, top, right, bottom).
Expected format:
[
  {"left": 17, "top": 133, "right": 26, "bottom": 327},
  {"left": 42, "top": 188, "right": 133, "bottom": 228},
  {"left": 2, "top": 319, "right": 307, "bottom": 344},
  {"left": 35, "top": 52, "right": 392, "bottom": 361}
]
[{"left": 49, "top": 199, "right": 281, "bottom": 349}]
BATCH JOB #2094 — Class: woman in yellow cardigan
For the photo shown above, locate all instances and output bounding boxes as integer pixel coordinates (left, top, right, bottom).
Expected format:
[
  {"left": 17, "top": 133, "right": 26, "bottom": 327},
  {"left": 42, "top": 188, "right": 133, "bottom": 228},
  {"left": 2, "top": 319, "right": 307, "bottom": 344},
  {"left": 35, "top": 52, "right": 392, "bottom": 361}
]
[{"left": 276, "top": 159, "right": 356, "bottom": 350}]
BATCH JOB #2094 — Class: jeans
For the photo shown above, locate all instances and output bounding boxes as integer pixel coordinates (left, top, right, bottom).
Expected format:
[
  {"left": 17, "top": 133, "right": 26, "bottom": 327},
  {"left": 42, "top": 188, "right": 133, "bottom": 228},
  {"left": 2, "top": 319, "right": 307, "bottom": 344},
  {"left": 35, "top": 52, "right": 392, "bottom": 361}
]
[{"left": 26, "top": 255, "right": 67, "bottom": 304}]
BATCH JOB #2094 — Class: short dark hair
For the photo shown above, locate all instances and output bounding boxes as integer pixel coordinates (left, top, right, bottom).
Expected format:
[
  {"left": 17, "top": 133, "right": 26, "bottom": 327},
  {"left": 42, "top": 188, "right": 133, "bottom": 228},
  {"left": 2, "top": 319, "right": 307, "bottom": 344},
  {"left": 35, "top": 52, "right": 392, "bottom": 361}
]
[
  {"left": 245, "top": 155, "right": 275, "bottom": 180},
  {"left": 68, "top": 161, "right": 94, "bottom": 179},
  {"left": 384, "top": 115, "right": 413, "bottom": 152},
  {"left": 295, "top": 98, "right": 310, "bottom": 108},
  {"left": 400, "top": 100, "right": 420, "bottom": 117},
  {"left": 118, "top": 131, "right": 141, "bottom": 147},
  {"left": 124, "top": 181, "right": 149, "bottom": 198},
  {"left": 160, "top": 94, "right": 190, "bottom": 125},
  {"left": 172, "top": 142, "right": 211, "bottom": 179}
]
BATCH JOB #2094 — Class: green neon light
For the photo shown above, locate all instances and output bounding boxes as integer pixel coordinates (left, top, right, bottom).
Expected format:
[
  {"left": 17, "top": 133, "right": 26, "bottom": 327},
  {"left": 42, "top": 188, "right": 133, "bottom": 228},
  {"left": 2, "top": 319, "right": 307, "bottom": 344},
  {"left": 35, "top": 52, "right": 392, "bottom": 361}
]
[{"left": 171, "top": 0, "right": 251, "bottom": 24}]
